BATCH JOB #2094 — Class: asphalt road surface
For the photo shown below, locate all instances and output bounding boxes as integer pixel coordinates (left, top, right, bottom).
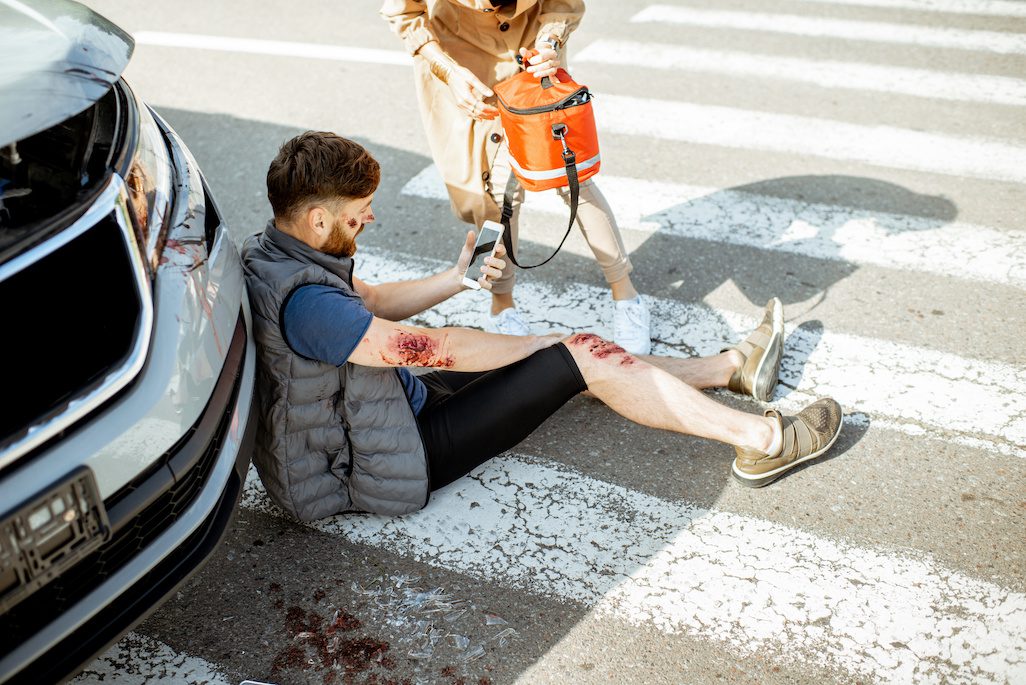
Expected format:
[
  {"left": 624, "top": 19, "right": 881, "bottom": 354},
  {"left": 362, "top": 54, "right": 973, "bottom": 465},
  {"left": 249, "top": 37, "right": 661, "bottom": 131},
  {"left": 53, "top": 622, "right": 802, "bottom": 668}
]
[{"left": 73, "top": 0, "right": 1026, "bottom": 683}]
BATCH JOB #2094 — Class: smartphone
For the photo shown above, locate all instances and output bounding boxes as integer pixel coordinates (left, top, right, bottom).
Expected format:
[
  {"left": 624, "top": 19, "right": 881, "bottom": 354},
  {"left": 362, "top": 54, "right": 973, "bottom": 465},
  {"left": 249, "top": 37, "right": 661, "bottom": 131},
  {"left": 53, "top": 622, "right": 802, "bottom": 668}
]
[{"left": 462, "top": 220, "right": 504, "bottom": 290}]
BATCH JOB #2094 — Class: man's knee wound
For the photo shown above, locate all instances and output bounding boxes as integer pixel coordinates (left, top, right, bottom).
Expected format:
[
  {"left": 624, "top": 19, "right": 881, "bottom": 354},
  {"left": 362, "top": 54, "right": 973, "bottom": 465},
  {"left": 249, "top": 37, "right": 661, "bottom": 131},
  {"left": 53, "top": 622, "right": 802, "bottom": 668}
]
[{"left": 566, "top": 333, "right": 636, "bottom": 366}]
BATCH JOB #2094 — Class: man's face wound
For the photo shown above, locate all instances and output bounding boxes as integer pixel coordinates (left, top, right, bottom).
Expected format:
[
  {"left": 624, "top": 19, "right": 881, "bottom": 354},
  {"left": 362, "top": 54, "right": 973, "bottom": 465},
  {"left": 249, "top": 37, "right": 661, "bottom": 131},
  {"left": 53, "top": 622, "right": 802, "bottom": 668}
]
[
  {"left": 322, "top": 213, "right": 358, "bottom": 257},
  {"left": 320, "top": 197, "right": 375, "bottom": 257}
]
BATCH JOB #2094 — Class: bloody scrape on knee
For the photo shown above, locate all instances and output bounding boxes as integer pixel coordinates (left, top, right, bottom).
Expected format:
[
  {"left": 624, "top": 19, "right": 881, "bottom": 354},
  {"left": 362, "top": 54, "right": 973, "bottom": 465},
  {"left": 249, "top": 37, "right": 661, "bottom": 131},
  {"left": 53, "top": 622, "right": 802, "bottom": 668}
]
[
  {"left": 381, "top": 330, "right": 456, "bottom": 368},
  {"left": 566, "top": 333, "right": 635, "bottom": 366}
]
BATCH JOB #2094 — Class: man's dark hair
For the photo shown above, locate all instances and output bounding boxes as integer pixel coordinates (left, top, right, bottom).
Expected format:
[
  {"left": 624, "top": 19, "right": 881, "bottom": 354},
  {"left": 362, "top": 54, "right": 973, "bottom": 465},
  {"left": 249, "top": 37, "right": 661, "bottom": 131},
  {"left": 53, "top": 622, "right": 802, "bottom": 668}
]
[{"left": 266, "top": 131, "right": 380, "bottom": 222}]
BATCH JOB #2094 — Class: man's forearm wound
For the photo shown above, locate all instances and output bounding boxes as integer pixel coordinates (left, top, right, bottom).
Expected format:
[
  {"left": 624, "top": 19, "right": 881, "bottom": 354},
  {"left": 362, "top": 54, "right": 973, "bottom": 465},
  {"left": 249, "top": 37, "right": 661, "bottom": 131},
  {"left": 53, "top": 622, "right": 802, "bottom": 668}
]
[
  {"left": 381, "top": 330, "right": 455, "bottom": 368},
  {"left": 567, "top": 333, "right": 636, "bottom": 366}
]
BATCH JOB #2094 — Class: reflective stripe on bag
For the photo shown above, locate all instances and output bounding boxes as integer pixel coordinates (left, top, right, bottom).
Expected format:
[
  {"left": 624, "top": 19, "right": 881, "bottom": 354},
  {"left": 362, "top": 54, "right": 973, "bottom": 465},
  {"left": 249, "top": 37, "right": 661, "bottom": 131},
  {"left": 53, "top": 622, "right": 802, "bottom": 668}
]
[{"left": 507, "top": 152, "right": 601, "bottom": 182}]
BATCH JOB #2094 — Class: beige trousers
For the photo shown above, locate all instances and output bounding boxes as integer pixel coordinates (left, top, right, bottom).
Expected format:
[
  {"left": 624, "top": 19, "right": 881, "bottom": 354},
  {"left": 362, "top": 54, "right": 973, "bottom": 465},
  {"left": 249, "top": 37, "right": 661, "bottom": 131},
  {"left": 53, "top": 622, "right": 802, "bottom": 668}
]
[{"left": 486, "top": 145, "right": 633, "bottom": 295}]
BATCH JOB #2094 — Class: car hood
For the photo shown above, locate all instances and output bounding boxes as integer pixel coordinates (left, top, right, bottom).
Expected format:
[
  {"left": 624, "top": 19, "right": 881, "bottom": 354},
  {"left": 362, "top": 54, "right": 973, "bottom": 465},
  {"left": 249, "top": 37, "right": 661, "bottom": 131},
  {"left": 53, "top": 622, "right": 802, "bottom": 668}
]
[{"left": 0, "top": 0, "right": 133, "bottom": 148}]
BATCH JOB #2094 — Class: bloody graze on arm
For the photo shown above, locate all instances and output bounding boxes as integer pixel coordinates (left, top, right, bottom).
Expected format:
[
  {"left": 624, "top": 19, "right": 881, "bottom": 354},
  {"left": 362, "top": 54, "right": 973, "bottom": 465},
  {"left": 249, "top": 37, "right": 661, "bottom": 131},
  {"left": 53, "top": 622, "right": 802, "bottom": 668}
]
[
  {"left": 566, "top": 333, "right": 636, "bottom": 366},
  {"left": 380, "top": 330, "right": 456, "bottom": 368}
]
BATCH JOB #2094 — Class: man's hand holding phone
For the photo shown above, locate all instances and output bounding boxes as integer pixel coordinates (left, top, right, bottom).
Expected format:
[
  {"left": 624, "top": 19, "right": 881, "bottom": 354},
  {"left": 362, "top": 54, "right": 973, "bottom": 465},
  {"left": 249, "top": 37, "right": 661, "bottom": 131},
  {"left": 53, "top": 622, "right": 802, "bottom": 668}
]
[{"left": 457, "top": 221, "right": 506, "bottom": 290}]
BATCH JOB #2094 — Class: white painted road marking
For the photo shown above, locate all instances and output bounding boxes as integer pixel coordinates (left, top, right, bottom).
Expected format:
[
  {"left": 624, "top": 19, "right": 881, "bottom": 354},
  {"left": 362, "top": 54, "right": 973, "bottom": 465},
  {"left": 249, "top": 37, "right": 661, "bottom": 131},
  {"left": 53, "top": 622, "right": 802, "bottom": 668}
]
[
  {"left": 71, "top": 632, "right": 231, "bottom": 685},
  {"left": 402, "top": 165, "right": 1026, "bottom": 290},
  {"left": 133, "top": 31, "right": 412, "bottom": 65},
  {"left": 795, "top": 0, "right": 1026, "bottom": 18},
  {"left": 242, "top": 457, "right": 1026, "bottom": 685},
  {"left": 631, "top": 5, "right": 1026, "bottom": 55},
  {"left": 576, "top": 39, "right": 1026, "bottom": 106},
  {"left": 354, "top": 248, "right": 1026, "bottom": 455},
  {"left": 596, "top": 94, "right": 1026, "bottom": 183},
  {"left": 132, "top": 35, "right": 1026, "bottom": 184}
]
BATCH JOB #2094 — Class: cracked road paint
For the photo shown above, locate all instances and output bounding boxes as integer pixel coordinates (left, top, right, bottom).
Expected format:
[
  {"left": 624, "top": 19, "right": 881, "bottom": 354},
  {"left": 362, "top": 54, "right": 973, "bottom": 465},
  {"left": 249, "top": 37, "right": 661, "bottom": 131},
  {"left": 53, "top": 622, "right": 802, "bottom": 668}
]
[
  {"left": 794, "top": 0, "right": 1026, "bottom": 18},
  {"left": 403, "top": 164, "right": 1026, "bottom": 290},
  {"left": 241, "top": 457, "right": 1026, "bottom": 685},
  {"left": 71, "top": 632, "right": 230, "bottom": 685},
  {"left": 577, "top": 40, "right": 1026, "bottom": 106},
  {"left": 594, "top": 94, "right": 1026, "bottom": 183},
  {"left": 631, "top": 5, "right": 1026, "bottom": 56},
  {"left": 355, "top": 249, "right": 1026, "bottom": 455}
]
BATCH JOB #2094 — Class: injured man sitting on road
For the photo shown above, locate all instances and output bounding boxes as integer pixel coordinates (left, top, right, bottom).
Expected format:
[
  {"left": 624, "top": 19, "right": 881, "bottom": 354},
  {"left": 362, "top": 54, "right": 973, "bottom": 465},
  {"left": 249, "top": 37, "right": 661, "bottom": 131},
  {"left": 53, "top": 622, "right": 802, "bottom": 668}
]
[{"left": 242, "top": 131, "right": 844, "bottom": 522}]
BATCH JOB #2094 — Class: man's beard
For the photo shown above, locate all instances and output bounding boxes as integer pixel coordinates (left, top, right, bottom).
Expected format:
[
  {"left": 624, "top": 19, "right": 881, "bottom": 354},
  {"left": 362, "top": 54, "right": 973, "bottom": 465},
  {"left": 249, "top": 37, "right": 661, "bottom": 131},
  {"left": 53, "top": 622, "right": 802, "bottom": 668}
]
[{"left": 322, "top": 217, "right": 359, "bottom": 257}]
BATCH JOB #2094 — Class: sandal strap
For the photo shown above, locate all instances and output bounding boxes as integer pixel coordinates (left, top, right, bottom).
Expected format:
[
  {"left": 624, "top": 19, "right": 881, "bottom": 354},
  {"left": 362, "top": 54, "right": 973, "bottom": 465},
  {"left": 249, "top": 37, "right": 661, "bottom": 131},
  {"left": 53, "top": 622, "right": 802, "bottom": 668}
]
[
  {"left": 740, "top": 329, "right": 771, "bottom": 354},
  {"left": 781, "top": 413, "right": 816, "bottom": 459}
]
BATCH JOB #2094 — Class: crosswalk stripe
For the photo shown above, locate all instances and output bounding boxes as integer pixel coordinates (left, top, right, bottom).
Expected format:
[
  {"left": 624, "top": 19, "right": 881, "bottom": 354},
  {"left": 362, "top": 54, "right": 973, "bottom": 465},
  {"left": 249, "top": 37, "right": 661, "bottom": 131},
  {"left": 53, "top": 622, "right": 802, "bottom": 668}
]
[
  {"left": 631, "top": 5, "right": 1026, "bottom": 55},
  {"left": 594, "top": 94, "right": 1026, "bottom": 183},
  {"left": 241, "top": 456, "right": 1026, "bottom": 685},
  {"left": 795, "top": 0, "right": 1026, "bottom": 18},
  {"left": 402, "top": 165, "right": 1026, "bottom": 291},
  {"left": 71, "top": 633, "right": 231, "bottom": 685},
  {"left": 576, "top": 39, "right": 1026, "bottom": 107},
  {"left": 133, "top": 31, "right": 412, "bottom": 65},
  {"left": 354, "top": 248, "right": 1026, "bottom": 456}
]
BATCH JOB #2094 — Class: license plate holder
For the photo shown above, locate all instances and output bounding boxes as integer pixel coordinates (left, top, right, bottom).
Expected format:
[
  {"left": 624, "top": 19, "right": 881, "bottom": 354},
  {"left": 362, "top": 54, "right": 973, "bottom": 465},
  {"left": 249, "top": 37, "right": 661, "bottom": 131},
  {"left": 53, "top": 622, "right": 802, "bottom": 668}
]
[{"left": 0, "top": 467, "right": 111, "bottom": 613}]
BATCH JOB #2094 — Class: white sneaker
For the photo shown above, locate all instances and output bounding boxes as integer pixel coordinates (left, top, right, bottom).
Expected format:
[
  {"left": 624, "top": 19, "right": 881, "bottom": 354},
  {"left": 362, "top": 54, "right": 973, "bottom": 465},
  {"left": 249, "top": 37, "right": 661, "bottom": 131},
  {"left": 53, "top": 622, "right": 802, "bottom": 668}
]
[
  {"left": 613, "top": 296, "right": 651, "bottom": 355},
  {"left": 485, "top": 307, "right": 533, "bottom": 336}
]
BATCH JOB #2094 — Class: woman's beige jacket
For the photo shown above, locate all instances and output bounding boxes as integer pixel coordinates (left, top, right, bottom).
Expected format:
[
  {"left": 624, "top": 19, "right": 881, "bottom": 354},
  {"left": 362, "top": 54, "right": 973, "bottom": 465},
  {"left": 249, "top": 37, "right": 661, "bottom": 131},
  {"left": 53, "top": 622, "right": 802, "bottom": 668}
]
[{"left": 381, "top": 0, "right": 584, "bottom": 226}]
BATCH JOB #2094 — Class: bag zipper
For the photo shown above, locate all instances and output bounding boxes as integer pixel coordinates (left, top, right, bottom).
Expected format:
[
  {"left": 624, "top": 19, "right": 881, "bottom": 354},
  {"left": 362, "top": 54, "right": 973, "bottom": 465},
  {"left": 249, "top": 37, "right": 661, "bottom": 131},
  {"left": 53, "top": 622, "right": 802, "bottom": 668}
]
[{"left": 498, "top": 87, "right": 592, "bottom": 115}]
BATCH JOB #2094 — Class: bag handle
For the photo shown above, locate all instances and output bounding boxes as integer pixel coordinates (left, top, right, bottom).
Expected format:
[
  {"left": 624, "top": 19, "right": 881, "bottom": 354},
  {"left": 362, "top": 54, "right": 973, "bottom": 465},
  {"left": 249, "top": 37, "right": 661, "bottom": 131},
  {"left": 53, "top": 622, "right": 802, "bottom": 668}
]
[
  {"left": 516, "top": 49, "right": 557, "bottom": 89},
  {"left": 499, "top": 124, "right": 578, "bottom": 270}
]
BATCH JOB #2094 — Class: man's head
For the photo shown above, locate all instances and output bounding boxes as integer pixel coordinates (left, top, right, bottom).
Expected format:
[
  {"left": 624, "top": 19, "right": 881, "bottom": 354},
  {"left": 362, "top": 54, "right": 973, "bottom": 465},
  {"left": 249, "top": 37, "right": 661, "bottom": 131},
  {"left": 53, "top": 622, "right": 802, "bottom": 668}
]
[{"left": 266, "top": 131, "right": 380, "bottom": 257}]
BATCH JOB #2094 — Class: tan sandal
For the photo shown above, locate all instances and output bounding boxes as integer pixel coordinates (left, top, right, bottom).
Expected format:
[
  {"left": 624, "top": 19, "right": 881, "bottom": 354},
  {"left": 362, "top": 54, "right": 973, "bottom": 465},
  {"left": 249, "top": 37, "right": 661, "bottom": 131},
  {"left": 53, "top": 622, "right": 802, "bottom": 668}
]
[
  {"left": 732, "top": 398, "right": 843, "bottom": 487},
  {"left": 724, "top": 297, "right": 784, "bottom": 401}
]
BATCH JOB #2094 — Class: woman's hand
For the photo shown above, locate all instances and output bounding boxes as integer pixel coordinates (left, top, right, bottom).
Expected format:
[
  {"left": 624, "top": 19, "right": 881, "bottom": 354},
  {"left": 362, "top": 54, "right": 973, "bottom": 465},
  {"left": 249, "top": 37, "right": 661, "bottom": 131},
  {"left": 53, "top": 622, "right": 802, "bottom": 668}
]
[
  {"left": 520, "top": 45, "right": 560, "bottom": 80},
  {"left": 449, "top": 66, "right": 500, "bottom": 120},
  {"left": 420, "top": 41, "right": 499, "bottom": 120}
]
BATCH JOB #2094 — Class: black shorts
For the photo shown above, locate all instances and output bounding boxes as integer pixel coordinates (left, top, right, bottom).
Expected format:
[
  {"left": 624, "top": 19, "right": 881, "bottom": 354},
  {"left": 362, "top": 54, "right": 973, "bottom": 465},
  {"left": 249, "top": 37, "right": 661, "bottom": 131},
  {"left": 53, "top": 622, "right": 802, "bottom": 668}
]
[{"left": 416, "top": 343, "right": 587, "bottom": 490}]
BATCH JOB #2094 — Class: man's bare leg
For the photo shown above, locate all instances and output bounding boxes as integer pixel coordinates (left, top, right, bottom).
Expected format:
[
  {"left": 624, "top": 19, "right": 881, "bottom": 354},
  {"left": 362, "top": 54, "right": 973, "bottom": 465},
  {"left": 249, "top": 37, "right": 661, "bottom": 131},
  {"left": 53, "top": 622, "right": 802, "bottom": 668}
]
[
  {"left": 563, "top": 334, "right": 777, "bottom": 454},
  {"left": 637, "top": 351, "right": 743, "bottom": 390},
  {"left": 579, "top": 351, "right": 742, "bottom": 394}
]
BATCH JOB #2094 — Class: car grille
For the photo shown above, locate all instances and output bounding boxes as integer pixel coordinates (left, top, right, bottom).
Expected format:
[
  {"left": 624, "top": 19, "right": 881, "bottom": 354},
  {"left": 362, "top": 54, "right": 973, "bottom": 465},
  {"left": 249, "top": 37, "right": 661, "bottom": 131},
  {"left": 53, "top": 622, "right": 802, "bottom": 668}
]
[
  {"left": 0, "top": 314, "right": 247, "bottom": 657},
  {"left": 0, "top": 210, "right": 144, "bottom": 457}
]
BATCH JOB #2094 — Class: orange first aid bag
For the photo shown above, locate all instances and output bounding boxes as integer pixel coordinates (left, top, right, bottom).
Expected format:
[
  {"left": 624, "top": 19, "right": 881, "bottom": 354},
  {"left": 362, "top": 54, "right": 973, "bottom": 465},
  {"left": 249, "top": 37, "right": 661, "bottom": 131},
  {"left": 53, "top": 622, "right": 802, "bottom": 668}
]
[
  {"left": 493, "top": 67, "right": 600, "bottom": 192},
  {"left": 492, "top": 63, "right": 600, "bottom": 268}
]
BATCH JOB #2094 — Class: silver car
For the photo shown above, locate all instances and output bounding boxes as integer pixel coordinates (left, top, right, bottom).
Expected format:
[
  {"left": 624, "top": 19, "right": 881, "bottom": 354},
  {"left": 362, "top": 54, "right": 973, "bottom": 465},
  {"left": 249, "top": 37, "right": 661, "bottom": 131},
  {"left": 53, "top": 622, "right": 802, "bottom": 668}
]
[{"left": 0, "top": 1, "right": 256, "bottom": 682}]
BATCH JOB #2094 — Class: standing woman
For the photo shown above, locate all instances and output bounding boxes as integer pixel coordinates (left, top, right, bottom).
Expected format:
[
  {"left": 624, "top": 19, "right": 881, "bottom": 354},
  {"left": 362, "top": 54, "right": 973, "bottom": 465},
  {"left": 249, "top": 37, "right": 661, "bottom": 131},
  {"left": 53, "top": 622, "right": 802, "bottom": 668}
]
[{"left": 380, "top": 0, "right": 652, "bottom": 354}]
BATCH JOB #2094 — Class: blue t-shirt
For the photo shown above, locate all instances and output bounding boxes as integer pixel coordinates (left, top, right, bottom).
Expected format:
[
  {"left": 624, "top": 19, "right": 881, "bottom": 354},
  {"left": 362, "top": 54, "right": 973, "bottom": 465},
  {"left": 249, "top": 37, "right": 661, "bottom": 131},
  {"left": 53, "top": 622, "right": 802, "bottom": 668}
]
[{"left": 282, "top": 284, "right": 427, "bottom": 415}]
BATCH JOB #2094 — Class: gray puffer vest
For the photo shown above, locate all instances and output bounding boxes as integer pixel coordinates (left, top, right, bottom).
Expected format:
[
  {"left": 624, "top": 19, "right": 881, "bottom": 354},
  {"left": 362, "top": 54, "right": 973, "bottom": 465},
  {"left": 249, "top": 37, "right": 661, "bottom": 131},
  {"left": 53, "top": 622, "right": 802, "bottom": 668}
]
[{"left": 242, "top": 222, "right": 430, "bottom": 521}]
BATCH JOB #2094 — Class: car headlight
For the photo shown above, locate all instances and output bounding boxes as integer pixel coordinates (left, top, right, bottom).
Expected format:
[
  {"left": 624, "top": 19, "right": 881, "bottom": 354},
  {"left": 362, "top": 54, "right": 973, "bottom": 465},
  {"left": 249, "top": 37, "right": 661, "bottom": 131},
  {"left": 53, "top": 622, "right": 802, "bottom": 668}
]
[{"left": 122, "top": 100, "right": 173, "bottom": 275}]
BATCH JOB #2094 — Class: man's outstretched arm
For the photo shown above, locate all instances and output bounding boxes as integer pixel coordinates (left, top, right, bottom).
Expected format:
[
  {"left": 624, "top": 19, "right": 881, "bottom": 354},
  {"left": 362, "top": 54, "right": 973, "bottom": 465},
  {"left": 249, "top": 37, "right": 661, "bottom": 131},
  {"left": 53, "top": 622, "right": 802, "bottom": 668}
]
[
  {"left": 355, "top": 269, "right": 462, "bottom": 321},
  {"left": 355, "top": 231, "right": 502, "bottom": 321},
  {"left": 348, "top": 317, "right": 559, "bottom": 372}
]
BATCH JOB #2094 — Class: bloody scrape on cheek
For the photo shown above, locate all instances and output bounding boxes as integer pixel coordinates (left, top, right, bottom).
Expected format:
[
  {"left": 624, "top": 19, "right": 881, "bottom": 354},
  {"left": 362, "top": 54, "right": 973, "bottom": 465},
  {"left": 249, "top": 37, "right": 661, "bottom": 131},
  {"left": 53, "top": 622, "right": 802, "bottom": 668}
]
[
  {"left": 567, "top": 333, "right": 636, "bottom": 366},
  {"left": 380, "top": 330, "right": 456, "bottom": 368},
  {"left": 347, "top": 218, "right": 358, "bottom": 228}
]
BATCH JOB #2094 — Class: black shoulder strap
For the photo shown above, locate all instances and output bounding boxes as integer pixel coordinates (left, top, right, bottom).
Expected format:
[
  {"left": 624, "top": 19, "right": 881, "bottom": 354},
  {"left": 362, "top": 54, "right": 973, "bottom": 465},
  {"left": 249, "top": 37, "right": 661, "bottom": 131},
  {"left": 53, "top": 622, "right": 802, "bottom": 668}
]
[{"left": 500, "top": 144, "right": 579, "bottom": 270}]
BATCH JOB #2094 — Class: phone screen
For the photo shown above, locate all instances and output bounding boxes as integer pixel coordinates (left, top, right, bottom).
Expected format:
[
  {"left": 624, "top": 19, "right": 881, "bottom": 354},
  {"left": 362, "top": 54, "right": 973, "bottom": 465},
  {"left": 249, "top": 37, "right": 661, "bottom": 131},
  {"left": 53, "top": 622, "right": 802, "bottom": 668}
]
[{"left": 465, "top": 225, "right": 503, "bottom": 280}]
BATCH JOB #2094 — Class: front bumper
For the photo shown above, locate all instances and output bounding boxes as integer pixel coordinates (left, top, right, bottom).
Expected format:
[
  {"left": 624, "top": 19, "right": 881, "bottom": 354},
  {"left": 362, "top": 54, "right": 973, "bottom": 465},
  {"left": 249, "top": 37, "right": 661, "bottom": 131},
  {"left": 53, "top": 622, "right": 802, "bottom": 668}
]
[
  {"left": 0, "top": 100, "right": 257, "bottom": 683},
  {"left": 0, "top": 310, "right": 257, "bottom": 685}
]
